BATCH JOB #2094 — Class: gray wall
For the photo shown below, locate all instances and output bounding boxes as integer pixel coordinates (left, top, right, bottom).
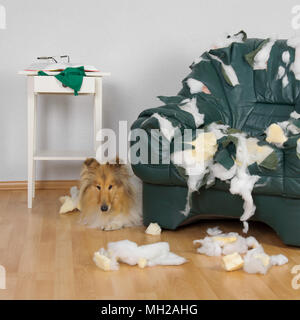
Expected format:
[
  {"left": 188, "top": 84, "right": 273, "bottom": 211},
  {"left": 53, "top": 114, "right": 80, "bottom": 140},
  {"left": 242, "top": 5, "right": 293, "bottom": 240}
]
[{"left": 0, "top": 0, "right": 298, "bottom": 181}]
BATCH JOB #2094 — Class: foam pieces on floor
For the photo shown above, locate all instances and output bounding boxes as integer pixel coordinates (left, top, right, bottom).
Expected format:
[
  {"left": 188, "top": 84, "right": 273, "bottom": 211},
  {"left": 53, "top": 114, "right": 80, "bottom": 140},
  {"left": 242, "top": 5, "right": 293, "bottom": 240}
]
[
  {"left": 145, "top": 223, "right": 162, "bottom": 235},
  {"left": 193, "top": 227, "right": 288, "bottom": 275},
  {"left": 93, "top": 240, "right": 187, "bottom": 271},
  {"left": 59, "top": 186, "right": 80, "bottom": 214},
  {"left": 222, "top": 252, "right": 244, "bottom": 271}
]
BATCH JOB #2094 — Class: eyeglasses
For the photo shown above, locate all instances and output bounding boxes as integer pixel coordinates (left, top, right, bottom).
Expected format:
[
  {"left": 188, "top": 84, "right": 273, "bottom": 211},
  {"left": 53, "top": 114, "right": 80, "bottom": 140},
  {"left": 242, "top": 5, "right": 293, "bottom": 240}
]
[{"left": 37, "top": 55, "right": 70, "bottom": 63}]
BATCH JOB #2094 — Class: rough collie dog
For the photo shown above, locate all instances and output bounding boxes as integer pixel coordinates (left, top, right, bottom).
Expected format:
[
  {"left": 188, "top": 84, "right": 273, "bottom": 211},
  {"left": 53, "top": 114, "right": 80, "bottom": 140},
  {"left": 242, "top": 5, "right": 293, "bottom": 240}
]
[{"left": 78, "top": 157, "right": 142, "bottom": 230}]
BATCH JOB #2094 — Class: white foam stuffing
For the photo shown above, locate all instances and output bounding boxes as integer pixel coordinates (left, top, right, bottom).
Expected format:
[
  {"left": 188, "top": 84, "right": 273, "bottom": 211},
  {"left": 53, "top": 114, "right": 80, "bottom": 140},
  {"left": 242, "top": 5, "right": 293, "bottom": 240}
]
[
  {"left": 282, "top": 51, "right": 290, "bottom": 65},
  {"left": 277, "top": 66, "right": 285, "bottom": 79},
  {"left": 287, "top": 37, "right": 300, "bottom": 80},
  {"left": 291, "top": 111, "right": 300, "bottom": 119},
  {"left": 210, "top": 54, "right": 239, "bottom": 86},
  {"left": 94, "top": 240, "right": 187, "bottom": 271},
  {"left": 59, "top": 186, "right": 80, "bottom": 214},
  {"left": 194, "top": 231, "right": 288, "bottom": 274},
  {"left": 229, "top": 134, "right": 260, "bottom": 230},
  {"left": 212, "top": 32, "right": 244, "bottom": 49},
  {"left": 253, "top": 38, "right": 276, "bottom": 70},
  {"left": 187, "top": 78, "right": 205, "bottom": 94},
  {"left": 243, "top": 246, "right": 271, "bottom": 274},
  {"left": 270, "top": 254, "right": 289, "bottom": 266},
  {"left": 246, "top": 236, "right": 260, "bottom": 249},
  {"left": 282, "top": 75, "right": 289, "bottom": 88},
  {"left": 180, "top": 98, "right": 205, "bottom": 127},
  {"left": 152, "top": 113, "right": 175, "bottom": 142},
  {"left": 206, "top": 122, "right": 229, "bottom": 140},
  {"left": 210, "top": 162, "right": 237, "bottom": 182},
  {"left": 207, "top": 226, "right": 222, "bottom": 236},
  {"left": 193, "top": 237, "right": 222, "bottom": 256},
  {"left": 242, "top": 222, "right": 249, "bottom": 234},
  {"left": 171, "top": 127, "right": 275, "bottom": 229},
  {"left": 222, "top": 234, "right": 248, "bottom": 255}
]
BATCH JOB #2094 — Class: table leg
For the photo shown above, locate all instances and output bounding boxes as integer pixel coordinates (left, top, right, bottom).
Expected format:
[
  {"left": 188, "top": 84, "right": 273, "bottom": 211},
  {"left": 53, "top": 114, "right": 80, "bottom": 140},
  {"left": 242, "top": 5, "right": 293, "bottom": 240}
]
[
  {"left": 94, "top": 77, "right": 103, "bottom": 153},
  {"left": 27, "top": 77, "right": 36, "bottom": 208}
]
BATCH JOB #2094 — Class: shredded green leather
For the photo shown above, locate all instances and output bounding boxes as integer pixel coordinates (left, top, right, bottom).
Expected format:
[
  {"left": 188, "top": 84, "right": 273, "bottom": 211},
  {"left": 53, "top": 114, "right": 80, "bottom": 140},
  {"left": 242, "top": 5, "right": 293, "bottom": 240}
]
[
  {"left": 130, "top": 32, "right": 300, "bottom": 246},
  {"left": 38, "top": 66, "right": 86, "bottom": 95}
]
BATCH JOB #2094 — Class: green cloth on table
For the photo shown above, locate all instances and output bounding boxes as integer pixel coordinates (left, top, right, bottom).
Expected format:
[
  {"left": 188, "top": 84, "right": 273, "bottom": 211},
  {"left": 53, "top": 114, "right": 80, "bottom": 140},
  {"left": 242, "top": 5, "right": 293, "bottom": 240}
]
[{"left": 38, "top": 66, "right": 86, "bottom": 95}]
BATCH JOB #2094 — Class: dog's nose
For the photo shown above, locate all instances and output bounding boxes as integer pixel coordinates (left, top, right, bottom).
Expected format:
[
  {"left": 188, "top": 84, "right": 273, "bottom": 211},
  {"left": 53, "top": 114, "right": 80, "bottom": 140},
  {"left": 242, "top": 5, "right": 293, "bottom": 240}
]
[{"left": 101, "top": 205, "right": 108, "bottom": 212}]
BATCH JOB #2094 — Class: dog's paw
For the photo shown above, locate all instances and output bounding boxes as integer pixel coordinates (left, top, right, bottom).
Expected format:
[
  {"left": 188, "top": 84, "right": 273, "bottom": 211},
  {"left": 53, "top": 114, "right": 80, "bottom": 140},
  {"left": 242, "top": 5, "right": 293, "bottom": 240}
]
[{"left": 104, "top": 222, "right": 123, "bottom": 231}]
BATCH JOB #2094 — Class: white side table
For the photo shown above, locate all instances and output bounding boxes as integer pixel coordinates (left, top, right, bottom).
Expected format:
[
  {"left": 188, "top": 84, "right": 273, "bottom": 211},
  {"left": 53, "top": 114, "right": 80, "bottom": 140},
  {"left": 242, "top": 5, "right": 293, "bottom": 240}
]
[{"left": 18, "top": 71, "right": 111, "bottom": 208}]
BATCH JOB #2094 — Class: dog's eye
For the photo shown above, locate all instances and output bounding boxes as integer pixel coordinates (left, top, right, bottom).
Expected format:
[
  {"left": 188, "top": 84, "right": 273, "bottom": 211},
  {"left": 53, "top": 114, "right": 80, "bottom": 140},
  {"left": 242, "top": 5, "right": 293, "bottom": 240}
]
[
  {"left": 96, "top": 185, "right": 101, "bottom": 190},
  {"left": 108, "top": 185, "right": 113, "bottom": 190}
]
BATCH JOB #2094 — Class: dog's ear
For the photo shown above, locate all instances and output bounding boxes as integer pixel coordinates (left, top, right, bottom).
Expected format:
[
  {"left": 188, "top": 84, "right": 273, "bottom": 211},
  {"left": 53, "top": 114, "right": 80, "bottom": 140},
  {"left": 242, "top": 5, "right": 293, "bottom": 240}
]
[
  {"left": 115, "top": 156, "right": 121, "bottom": 167},
  {"left": 106, "top": 156, "right": 122, "bottom": 167},
  {"left": 84, "top": 158, "right": 100, "bottom": 169}
]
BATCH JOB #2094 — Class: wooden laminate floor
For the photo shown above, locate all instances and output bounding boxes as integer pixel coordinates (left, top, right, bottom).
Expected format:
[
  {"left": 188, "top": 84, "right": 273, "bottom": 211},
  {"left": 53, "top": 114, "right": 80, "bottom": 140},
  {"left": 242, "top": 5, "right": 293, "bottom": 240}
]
[{"left": 0, "top": 189, "right": 299, "bottom": 300}]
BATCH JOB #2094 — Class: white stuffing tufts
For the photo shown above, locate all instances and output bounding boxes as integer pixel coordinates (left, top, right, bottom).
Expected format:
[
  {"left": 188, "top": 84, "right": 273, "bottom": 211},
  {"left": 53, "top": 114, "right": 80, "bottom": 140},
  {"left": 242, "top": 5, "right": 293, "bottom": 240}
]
[
  {"left": 206, "top": 122, "right": 229, "bottom": 140},
  {"left": 212, "top": 32, "right": 245, "bottom": 49},
  {"left": 287, "top": 37, "right": 300, "bottom": 80},
  {"left": 187, "top": 78, "right": 210, "bottom": 94},
  {"left": 172, "top": 131, "right": 217, "bottom": 216},
  {"left": 229, "top": 134, "right": 260, "bottom": 231},
  {"left": 210, "top": 162, "right": 237, "bottom": 181},
  {"left": 193, "top": 237, "right": 222, "bottom": 256},
  {"left": 270, "top": 254, "right": 288, "bottom": 266},
  {"left": 277, "top": 120, "right": 300, "bottom": 135},
  {"left": 290, "top": 111, "right": 300, "bottom": 119},
  {"left": 246, "top": 137, "right": 274, "bottom": 166},
  {"left": 282, "top": 51, "right": 290, "bottom": 65},
  {"left": 243, "top": 246, "right": 271, "bottom": 274},
  {"left": 222, "top": 235, "right": 248, "bottom": 255},
  {"left": 207, "top": 226, "right": 223, "bottom": 236},
  {"left": 180, "top": 98, "right": 205, "bottom": 127},
  {"left": 246, "top": 236, "right": 260, "bottom": 249},
  {"left": 282, "top": 75, "right": 289, "bottom": 88},
  {"left": 210, "top": 54, "right": 239, "bottom": 86},
  {"left": 242, "top": 221, "right": 249, "bottom": 234},
  {"left": 253, "top": 37, "right": 276, "bottom": 70},
  {"left": 194, "top": 230, "right": 287, "bottom": 275},
  {"left": 277, "top": 66, "right": 285, "bottom": 79},
  {"left": 94, "top": 240, "right": 187, "bottom": 271},
  {"left": 151, "top": 113, "right": 176, "bottom": 142}
]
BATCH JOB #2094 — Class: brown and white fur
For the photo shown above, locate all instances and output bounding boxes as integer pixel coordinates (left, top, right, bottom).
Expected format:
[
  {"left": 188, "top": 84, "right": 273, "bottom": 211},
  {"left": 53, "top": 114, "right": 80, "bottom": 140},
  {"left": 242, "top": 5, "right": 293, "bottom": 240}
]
[{"left": 78, "top": 158, "right": 142, "bottom": 230}]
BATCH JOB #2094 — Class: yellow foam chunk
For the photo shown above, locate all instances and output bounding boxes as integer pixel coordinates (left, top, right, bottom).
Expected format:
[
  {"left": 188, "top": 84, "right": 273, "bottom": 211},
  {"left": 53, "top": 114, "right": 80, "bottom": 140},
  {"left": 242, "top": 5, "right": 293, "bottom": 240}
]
[
  {"left": 59, "top": 196, "right": 77, "bottom": 214},
  {"left": 145, "top": 223, "right": 161, "bottom": 235},
  {"left": 138, "top": 258, "right": 147, "bottom": 269},
  {"left": 213, "top": 236, "right": 237, "bottom": 245},
  {"left": 93, "top": 252, "right": 111, "bottom": 271},
  {"left": 222, "top": 252, "right": 244, "bottom": 271},
  {"left": 190, "top": 132, "right": 217, "bottom": 161},
  {"left": 246, "top": 138, "right": 273, "bottom": 165},
  {"left": 266, "top": 124, "right": 287, "bottom": 145},
  {"left": 253, "top": 253, "right": 270, "bottom": 267}
]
